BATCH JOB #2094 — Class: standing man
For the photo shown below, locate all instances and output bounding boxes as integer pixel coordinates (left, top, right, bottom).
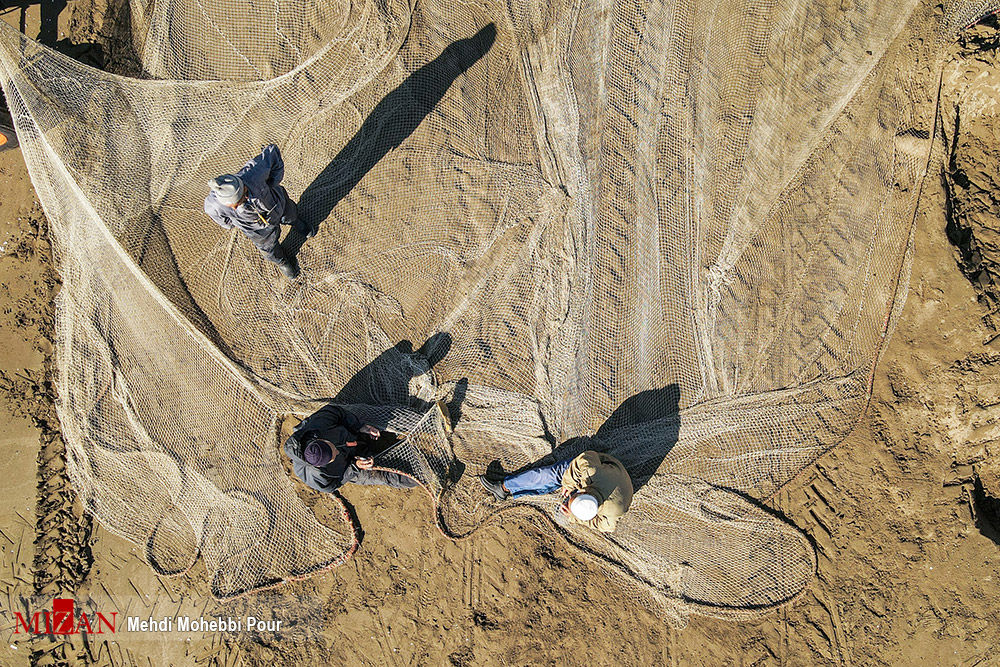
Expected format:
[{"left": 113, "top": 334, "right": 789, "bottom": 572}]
[
  {"left": 204, "top": 144, "right": 315, "bottom": 279},
  {"left": 479, "top": 450, "right": 634, "bottom": 533},
  {"left": 284, "top": 404, "right": 418, "bottom": 492}
]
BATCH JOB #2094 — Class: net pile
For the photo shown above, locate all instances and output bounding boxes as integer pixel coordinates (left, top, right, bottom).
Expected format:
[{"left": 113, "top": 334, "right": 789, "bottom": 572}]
[{"left": 0, "top": 0, "right": 994, "bottom": 619}]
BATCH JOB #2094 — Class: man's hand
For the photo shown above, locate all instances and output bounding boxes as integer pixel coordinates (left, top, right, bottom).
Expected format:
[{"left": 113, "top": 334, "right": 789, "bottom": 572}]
[
  {"left": 558, "top": 490, "right": 575, "bottom": 515},
  {"left": 356, "top": 457, "right": 374, "bottom": 470},
  {"left": 359, "top": 424, "right": 380, "bottom": 439}
]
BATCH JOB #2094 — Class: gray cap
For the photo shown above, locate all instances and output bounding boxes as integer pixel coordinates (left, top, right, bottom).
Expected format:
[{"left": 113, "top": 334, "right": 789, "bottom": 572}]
[{"left": 208, "top": 174, "right": 245, "bottom": 205}]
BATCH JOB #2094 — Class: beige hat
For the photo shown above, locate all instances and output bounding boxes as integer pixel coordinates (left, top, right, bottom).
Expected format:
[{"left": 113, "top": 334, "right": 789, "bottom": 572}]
[{"left": 208, "top": 174, "right": 245, "bottom": 205}]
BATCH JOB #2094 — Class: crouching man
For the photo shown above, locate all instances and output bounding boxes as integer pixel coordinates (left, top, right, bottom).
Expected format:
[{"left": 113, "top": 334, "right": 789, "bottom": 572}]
[
  {"left": 479, "top": 450, "right": 633, "bottom": 533},
  {"left": 284, "top": 404, "right": 417, "bottom": 492}
]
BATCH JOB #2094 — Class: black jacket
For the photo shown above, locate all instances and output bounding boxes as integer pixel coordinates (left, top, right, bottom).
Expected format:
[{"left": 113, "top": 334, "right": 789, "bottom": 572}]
[
  {"left": 284, "top": 405, "right": 371, "bottom": 493},
  {"left": 284, "top": 405, "right": 419, "bottom": 492}
]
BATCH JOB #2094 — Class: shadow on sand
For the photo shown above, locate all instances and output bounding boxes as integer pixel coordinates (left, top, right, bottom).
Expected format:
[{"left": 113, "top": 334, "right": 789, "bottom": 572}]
[{"left": 282, "top": 24, "right": 497, "bottom": 259}]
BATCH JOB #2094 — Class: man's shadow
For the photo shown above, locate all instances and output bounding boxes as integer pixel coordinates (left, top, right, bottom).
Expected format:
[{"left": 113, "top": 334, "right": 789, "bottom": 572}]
[
  {"left": 282, "top": 23, "right": 497, "bottom": 259},
  {"left": 595, "top": 384, "right": 681, "bottom": 492},
  {"left": 490, "top": 384, "right": 682, "bottom": 495},
  {"left": 331, "top": 331, "right": 452, "bottom": 409},
  {"left": 304, "top": 332, "right": 457, "bottom": 528}
]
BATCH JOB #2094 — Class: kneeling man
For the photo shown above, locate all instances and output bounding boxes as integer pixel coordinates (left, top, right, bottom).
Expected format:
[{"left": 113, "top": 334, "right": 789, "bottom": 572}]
[
  {"left": 480, "top": 450, "right": 633, "bottom": 533},
  {"left": 285, "top": 404, "right": 417, "bottom": 492}
]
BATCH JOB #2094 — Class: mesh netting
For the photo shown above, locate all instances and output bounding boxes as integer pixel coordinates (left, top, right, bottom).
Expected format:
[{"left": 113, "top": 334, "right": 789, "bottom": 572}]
[{"left": 0, "top": 0, "right": 995, "bottom": 619}]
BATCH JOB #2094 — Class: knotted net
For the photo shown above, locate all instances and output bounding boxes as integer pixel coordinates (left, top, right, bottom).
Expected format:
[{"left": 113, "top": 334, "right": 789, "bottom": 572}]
[{"left": 0, "top": 0, "right": 995, "bottom": 621}]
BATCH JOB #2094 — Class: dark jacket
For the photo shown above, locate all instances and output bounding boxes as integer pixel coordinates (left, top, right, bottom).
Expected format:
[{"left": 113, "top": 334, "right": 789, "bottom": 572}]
[
  {"left": 284, "top": 405, "right": 418, "bottom": 492},
  {"left": 204, "top": 144, "right": 297, "bottom": 233},
  {"left": 284, "top": 405, "right": 371, "bottom": 493}
]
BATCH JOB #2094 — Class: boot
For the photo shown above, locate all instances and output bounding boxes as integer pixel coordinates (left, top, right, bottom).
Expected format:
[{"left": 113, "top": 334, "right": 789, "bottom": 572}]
[
  {"left": 293, "top": 217, "right": 317, "bottom": 239},
  {"left": 277, "top": 256, "right": 300, "bottom": 279},
  {"left": 479, "top": 475, "right": 509, "bottom": 501}
]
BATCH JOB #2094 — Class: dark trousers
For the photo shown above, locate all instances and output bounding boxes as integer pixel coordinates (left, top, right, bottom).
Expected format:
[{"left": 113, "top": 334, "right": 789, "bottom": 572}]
[{"left": 244, "top": 195, "right": 298, "bottom": 264}]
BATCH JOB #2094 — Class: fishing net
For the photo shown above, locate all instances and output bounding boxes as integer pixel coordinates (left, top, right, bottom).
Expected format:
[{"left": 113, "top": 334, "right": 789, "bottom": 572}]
[{"left": 0, "top": 0, "right": 995, "bottom": 620}]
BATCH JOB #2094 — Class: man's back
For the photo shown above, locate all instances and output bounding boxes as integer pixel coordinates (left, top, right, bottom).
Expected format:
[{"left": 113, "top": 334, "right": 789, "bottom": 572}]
[
  {"left": 204, "top": 144, "right": 288, "bottom": 229},
  {"left": 562, "top": 451, "right": 634, "bottom": 532},
  {"left": 234, "top": 144, "right": 285, "bottom": 219}
]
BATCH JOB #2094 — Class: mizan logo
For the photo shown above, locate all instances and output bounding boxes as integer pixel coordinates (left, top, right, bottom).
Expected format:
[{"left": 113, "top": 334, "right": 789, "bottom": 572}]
[{"left": 14, "top": 599, "right": 117, "bottom": 635}]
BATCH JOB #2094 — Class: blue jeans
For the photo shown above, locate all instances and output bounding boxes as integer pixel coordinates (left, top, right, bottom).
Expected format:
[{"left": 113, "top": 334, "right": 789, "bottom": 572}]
[{"left": 503, "top": 459, "right": 572, "bottom": 499}]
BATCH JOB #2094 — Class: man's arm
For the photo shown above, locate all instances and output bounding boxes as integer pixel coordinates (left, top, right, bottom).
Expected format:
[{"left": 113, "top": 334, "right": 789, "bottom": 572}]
[
  {"left": 562, "top": 450, "right": 601, "bottom": 492},
  {"left": 204, "top": 195, "right": 234, "bottom": 230},
  {"left": 284, "top": 434, "right": 305, "bottom": 462},
  {"left": 236, "top": 144, "right": 285, "bottom": 193},
  {"left": 587, "top": 513, "right": 620, "bottom": 533},
  {"left": 292, "top": 458, "right": 342, "bottom": 493},
  {"left": 259, "top": 144, "right": 284, "bottom": 186},
  {"left": 296, "top": 404, "right": 363, "bottom": 435},
  {"left": 269, "top": 144, "right": 285, "bottom": 185}
]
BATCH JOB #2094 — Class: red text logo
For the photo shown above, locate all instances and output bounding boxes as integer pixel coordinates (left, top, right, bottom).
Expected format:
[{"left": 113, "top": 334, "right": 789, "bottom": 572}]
[{"left": 13, "top": 599, "right": 116, "bottom": 635}]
